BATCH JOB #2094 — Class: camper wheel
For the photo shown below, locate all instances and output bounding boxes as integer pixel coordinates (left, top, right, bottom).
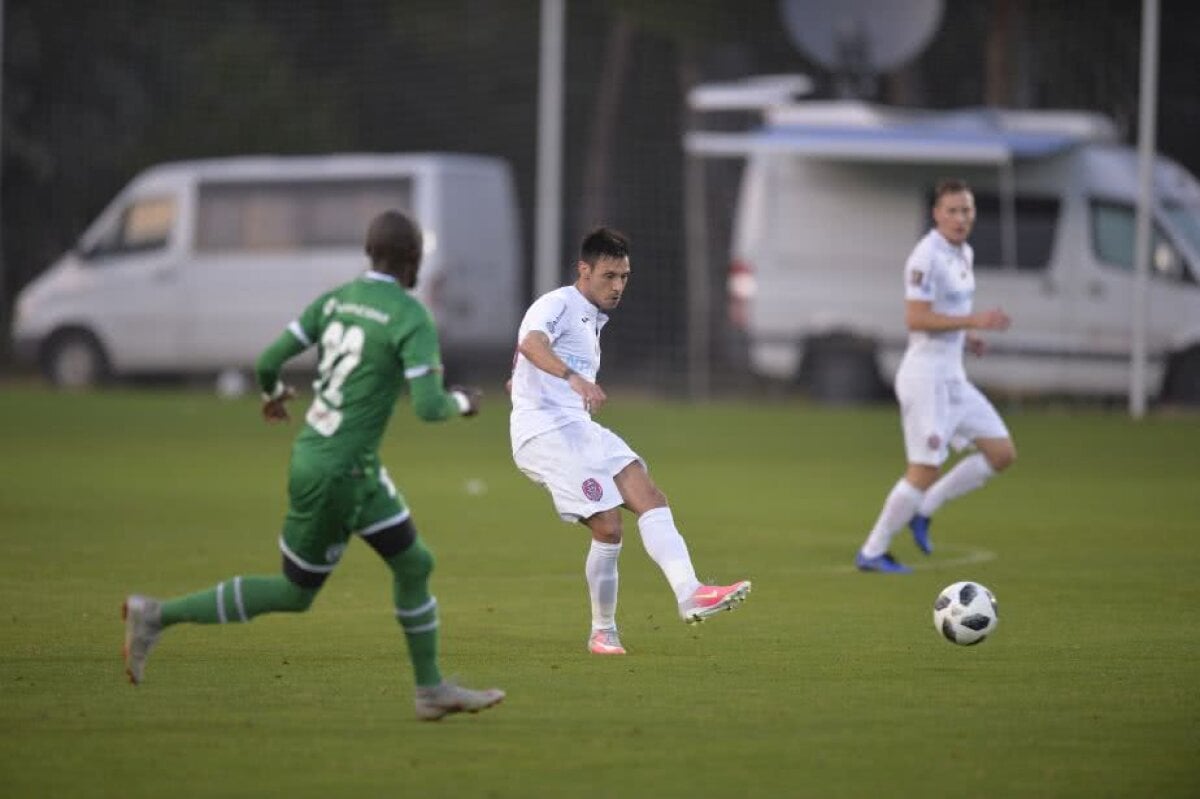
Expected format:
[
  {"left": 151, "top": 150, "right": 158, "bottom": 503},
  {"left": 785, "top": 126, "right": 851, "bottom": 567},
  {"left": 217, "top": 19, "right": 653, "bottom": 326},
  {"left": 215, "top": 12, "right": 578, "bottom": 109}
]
[
  {"left": 41, "top": 328, "right": 111, "bottom": 389},
  {"left": 1162, "top": 345, "right": 1200, "bottom": 405},
  {"left": 797, "top": 333, "right": 886, "bottom": 404}
]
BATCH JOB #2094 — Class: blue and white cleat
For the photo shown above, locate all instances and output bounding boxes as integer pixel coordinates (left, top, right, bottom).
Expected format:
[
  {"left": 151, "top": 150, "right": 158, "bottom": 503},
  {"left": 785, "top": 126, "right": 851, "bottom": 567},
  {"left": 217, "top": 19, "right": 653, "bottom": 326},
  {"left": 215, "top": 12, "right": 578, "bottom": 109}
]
[
  {"left": 855, "top": 550, "right": 913, "bottom": 574},
  {"left": 909, "top": 514, "right": 933, "bottom": 555}
]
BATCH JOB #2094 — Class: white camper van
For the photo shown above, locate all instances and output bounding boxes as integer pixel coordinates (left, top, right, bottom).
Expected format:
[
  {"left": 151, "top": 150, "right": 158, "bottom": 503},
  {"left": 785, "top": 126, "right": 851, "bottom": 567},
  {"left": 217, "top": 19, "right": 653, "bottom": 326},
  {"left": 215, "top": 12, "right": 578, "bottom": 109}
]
[
  {"left": 12, "top": 153, "right": 521, "bottom": 387},
  {"left": 688, "top": 99, "right": 1200, "bottom": 402}
]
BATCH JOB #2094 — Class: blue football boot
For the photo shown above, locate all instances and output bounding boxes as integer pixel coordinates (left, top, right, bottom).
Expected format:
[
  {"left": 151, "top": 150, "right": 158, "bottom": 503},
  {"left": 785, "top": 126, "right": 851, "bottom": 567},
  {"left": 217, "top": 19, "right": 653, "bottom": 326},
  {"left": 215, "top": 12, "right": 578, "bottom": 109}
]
[
  {"left": 855, "top": 550, "right": 913, "bottom": 574},
  {"left": 909, "top": 514, "right": 933, "bottom": 555}
]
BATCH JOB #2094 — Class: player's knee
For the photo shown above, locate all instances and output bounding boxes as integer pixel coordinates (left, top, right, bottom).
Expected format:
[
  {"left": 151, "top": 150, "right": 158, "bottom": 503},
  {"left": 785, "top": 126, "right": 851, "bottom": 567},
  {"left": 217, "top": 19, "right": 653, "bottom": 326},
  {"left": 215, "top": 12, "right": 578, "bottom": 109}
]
[
  {"left": 988, "top": 443, "right": 1017, "bottom": 472},
  {"left": 589, "top": 517, "right": 623, "bottom": 544},
  {"left": 389, "top": 538, "right": 435, "bottom": 583}
]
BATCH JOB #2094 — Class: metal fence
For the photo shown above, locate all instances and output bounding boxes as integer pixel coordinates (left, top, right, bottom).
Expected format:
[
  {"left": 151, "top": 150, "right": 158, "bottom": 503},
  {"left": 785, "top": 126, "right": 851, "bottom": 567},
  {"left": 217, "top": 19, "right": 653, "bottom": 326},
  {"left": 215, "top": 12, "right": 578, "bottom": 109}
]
[{"left": 3, "top": 1, "right": 1197, "bottom": 395}]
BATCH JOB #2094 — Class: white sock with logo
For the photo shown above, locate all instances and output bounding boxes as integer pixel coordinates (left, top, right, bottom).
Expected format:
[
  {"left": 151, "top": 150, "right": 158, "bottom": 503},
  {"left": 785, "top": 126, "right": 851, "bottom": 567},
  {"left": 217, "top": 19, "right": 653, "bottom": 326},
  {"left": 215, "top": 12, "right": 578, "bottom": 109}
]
[
  {"left": 861, "top": 479, "right": 925, "bottom": 558},
  {"left": 919, "top": 453, "right": 995, "bottom": 517},
  {"left": 637, "top": 507, "right": 701, "bottom": 603},
  {"left": 585, "top": 540, "right": 621, "bottom": 631}
]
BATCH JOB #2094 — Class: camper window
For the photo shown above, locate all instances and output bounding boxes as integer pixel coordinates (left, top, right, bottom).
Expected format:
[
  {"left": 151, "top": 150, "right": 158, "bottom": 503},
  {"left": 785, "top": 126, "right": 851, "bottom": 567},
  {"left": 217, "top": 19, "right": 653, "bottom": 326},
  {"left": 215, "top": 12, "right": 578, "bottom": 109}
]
[
  {"left": 81, "top": 196, "right": 176, "bottom": 260},
  {"left": 1091, "top": 200, "right": 1194, "bottom": 285},
  {"left": 195, "top": 179, "right": 413, "bottom": 253}
]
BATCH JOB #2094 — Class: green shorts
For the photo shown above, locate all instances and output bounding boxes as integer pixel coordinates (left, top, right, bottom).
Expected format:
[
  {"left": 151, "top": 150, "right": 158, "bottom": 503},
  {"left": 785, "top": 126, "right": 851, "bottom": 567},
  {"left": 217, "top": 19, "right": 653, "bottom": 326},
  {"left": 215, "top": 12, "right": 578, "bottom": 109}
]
[{"left": 279, "top": 451, "right": 409, "bottom": 580}]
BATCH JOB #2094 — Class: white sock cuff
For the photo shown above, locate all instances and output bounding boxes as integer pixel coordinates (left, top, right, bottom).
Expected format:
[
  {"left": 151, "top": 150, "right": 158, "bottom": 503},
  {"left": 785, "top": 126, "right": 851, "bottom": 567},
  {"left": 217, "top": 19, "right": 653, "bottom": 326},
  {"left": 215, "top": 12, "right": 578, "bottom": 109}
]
[
  {"left": 972, "top": 453, "right": 997, "bottom": 477},
  {"left": 896, "top": 478, "right": 925, "bottom": 502},
  {"left": 638, "top": 506, "right": 673, "bottom": 529},
  {"left": 589, "top": 540, "right": 623, "bottom": 555}
]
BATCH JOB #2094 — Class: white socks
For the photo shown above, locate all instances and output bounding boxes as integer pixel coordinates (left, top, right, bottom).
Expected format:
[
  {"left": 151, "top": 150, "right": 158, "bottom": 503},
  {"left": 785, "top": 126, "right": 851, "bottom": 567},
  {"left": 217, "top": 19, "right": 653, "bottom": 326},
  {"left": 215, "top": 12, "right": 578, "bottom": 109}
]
[
  {"left": 861, "top": 455, "right": 999, "bottom": 557},
  {"left": 861, "top": 479, "right": 924, "bottom": 558},
  {"left": 637, "top": 507, "right": 702, "bottom": 603},
  {"left": 919, "top": 453, "right": 995, "bottom": 517},
  {"left": 585, "top": 540, "right": 622, "bottom": 631}
]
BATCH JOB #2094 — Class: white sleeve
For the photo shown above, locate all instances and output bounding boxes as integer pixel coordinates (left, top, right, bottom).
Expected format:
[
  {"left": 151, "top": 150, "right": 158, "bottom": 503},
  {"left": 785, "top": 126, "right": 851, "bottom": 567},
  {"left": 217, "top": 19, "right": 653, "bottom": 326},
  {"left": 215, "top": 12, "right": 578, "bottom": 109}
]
[
  {"left": 520, "top": 294, "right": 569, "bottom": 344},
  {"left": 903, "top": 242, "right": 936, "bottom": 302}
]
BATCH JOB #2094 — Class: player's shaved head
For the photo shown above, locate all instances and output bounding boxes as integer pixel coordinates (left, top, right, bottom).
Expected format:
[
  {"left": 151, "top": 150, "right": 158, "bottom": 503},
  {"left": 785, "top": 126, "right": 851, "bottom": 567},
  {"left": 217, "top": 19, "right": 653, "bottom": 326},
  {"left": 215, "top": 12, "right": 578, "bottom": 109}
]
[{"left": 366, "top": 210, "right": 423, "bottom": 287}]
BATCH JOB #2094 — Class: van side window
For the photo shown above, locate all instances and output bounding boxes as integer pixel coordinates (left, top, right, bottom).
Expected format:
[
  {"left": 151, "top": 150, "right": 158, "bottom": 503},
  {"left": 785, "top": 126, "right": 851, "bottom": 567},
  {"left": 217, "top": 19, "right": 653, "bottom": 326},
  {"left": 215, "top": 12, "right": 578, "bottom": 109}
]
[
  {"left": 959, "top": 192, "right": 1060, "bottom": 271},
  {"left": 1091, "top": 200, "right": 1194, "bottom": 284},
  {"left": 82, "top": 196, "right": 176, "bottom": 260},
  {"left": 196, "top": 179, "right": 413, "bottom": 252}
]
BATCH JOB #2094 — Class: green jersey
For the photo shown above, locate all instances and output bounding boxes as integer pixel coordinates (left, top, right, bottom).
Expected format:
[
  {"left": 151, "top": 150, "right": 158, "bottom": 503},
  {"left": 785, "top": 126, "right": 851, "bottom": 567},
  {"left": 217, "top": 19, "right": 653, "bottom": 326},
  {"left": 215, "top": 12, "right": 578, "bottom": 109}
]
[{"left": 256, "top": 271, "right": 461, "bottom": 468}]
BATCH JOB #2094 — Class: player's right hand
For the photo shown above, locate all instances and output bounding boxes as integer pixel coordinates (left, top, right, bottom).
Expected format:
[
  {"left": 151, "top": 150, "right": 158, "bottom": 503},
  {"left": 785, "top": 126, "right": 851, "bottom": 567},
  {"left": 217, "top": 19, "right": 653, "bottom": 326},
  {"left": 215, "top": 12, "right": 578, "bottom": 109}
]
[
  {"left": 567, "top": 373, "right": 607, "bottom": 414},
  {"left": 261, "top": 384, "right": 296, "bottom": 423},
  {"left": 974, "top": 307, "right": 1011, "bottom": 331},
  {"left": 450, "top": 385, "right": 483, "bottom": 417}
]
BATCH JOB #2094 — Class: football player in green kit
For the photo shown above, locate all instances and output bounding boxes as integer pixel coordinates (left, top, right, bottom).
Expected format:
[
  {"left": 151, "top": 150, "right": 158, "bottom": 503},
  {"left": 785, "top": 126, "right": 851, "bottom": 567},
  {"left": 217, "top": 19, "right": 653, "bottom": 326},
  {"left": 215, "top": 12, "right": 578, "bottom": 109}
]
[{"left": 122, "top": 210, "right": 504, "bottom": 721}]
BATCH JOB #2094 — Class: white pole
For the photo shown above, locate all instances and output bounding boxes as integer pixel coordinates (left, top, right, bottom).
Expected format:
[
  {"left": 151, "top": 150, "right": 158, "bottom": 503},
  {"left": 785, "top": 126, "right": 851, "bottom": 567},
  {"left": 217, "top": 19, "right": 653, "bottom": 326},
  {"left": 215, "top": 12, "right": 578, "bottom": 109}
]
[
  {"left": 0, "top": 0, "right": 7, "bottom": 363},
  {"left": 534, "top": 0, "right": 566, "bottom": 298},
  {"left": 1130, "top": 0, "right": 1159, "bottom": 419}
]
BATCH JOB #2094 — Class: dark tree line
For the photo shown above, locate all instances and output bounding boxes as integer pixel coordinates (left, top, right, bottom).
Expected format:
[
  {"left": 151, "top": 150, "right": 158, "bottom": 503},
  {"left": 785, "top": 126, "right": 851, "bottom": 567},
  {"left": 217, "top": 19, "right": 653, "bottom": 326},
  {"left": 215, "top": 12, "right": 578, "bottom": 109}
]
[{"left": 3, "top": 0, "right": 1196, "bottom": 371}]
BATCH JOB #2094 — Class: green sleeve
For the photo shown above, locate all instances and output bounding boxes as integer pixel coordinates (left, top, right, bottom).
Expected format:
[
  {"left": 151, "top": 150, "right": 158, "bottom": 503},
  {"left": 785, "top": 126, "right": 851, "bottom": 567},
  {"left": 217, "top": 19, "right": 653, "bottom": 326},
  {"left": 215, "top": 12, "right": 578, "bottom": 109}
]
[
  {"left": 255, "top": 329, "right": 308, "bottom": 397},
  {"left": 400, "top": 309, "right": 460, "bottom": 422},
  {"left": 408, "top": 372, "right": 461, "bottom": 421},
  {"left": 256, "top": 295, "right": 327, "bottom": 396}
]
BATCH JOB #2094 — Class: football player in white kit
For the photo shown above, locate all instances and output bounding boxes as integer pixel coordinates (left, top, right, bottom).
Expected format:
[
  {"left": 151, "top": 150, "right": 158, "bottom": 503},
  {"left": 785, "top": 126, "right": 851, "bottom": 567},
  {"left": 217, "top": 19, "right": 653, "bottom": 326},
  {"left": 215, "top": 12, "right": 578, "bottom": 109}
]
[
  {"left": 510, "top": 227, "right": 751, "bottom": 653},
  {"left": 856, "top": 180, "right": 1017, "bottom": 573}
]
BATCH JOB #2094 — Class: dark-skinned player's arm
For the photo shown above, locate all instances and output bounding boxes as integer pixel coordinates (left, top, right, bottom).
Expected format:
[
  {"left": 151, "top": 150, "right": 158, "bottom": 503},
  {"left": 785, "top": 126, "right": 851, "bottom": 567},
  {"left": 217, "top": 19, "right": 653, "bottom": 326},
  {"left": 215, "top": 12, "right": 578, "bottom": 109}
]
[
  {"left": 402, "top": 311, "right": 481, "bottom": 421},
  {"left": 255, "top": 323, "right": 310, "bottom": 423}
]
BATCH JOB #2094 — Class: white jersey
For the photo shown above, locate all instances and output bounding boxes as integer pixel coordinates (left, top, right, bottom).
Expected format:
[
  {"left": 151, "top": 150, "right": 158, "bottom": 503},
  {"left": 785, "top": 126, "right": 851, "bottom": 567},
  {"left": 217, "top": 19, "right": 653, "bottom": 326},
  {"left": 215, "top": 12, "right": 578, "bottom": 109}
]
[
  {"left": 901, "top": 229, "right": 975, "bottom": 377},
  {"left": 510, "top": 285, "right": 609, "bottom": 451}
]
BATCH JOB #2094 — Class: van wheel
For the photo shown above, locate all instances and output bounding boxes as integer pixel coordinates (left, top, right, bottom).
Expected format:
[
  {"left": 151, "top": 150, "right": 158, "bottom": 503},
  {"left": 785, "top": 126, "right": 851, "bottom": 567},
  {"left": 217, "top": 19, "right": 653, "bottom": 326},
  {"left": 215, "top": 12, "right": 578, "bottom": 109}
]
[
  {"left": 41, "top": 330, "right": 111, "bottom": 389},
  {"left": 798, "top": 334, "right": 886, "bottom": 404},
  {"left": 1163, "top": 346, "right": 1200, "bottom": 404}
]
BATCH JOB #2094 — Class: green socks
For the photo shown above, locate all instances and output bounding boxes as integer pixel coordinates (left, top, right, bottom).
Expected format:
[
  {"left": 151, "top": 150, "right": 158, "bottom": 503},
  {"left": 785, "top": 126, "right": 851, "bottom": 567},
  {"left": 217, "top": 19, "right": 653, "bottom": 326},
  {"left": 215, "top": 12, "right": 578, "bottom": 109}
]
[
  {"left": 160, "top": 575, "right": 316, "bottom": 626},
  {"left": 156, "top": 537, "right": 442, "bottom": 688},
  {"left": 387, "top": 537, "right": 442, "bottom": 687}
]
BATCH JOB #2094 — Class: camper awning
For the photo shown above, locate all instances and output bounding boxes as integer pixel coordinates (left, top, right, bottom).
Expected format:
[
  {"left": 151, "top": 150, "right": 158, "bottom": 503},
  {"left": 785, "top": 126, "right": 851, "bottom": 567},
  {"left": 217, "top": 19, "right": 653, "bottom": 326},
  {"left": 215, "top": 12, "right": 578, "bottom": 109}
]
[{"left": 684, "top": 125, "right": 1082, "bottom": 164}]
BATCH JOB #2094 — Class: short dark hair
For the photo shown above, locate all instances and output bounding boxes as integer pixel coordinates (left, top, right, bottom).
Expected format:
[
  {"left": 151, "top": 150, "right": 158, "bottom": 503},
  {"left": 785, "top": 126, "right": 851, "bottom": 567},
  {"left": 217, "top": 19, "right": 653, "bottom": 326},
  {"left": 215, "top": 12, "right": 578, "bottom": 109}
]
[
  {"left": 580, "top": 226, "right": 630, "bottom": 265},
  {"left": 934, "top": 179, "right": 972, "bottom": 203},
  {"left": 365, "top": 210, "right": 423, "bottom": 272}
]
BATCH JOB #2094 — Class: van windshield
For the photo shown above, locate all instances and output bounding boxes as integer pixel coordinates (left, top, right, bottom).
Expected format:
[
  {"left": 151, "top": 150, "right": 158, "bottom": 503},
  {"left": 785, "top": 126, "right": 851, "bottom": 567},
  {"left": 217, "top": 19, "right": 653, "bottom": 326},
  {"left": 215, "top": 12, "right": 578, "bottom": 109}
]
[
  {"left": 1091, "top": 199, "right": 1195, "bottom": 284},
  {"left": 1164, "top": 202, "right": 1200, "bottom": 265},
  {"left": 196, "top": 178, "right": 413, "bottom": 252}
]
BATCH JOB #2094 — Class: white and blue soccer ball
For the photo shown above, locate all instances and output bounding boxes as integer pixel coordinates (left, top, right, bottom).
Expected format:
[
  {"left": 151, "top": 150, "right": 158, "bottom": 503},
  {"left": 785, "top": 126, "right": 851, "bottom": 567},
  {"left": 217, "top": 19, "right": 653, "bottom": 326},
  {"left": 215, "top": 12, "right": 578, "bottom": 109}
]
[{"left": 933, "top": 581, "right": 998, "bottom": 646}]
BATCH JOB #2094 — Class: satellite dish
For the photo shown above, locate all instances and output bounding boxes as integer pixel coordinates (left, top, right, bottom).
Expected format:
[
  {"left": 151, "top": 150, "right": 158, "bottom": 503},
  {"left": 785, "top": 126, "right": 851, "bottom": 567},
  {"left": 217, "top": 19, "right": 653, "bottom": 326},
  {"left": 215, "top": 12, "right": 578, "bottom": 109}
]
[{"left": 779, "top": 0, "right": 944, "bottom": 97}]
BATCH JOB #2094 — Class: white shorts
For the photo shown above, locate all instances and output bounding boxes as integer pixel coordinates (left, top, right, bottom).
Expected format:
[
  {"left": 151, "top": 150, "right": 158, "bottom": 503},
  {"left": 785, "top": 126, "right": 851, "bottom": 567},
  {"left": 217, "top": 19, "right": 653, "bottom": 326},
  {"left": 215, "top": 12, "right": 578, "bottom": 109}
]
[
  {"left": 895, "top": 367, "right": 1009, "bottom": 467},
  {"left": 513, "top": 421, "right": 643, "bottom": 522}
]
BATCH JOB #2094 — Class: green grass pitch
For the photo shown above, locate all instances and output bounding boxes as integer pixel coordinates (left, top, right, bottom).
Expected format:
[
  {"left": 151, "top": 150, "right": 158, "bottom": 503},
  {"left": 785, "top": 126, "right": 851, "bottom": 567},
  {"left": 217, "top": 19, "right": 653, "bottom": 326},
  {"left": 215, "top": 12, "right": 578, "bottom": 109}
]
[{"left": 1, "top": 385, "right": 1198, "bottom": 798}]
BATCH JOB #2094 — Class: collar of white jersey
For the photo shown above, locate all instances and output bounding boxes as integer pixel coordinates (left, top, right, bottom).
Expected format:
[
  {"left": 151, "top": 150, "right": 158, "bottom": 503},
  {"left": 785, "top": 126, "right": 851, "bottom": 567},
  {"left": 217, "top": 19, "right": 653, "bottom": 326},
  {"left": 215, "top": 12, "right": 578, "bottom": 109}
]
[
  {"left": 930, "top": 228, "right": 968, "bottom": 255},
  {"left": 362, "top": 270, "right": 397, "bottom": 283},
  {"left": 569, "top": 285, "right": 608, "bottom": 323}
]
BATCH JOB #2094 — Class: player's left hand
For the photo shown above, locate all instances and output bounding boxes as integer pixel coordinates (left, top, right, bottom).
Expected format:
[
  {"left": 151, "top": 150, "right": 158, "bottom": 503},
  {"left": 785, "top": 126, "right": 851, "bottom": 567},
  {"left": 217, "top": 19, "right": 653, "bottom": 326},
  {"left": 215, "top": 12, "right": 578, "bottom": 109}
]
[
  {"left": 966, "top": 334, "right": 987, "bottom": 357},
  {"left": 450, "top": 385, "right": 483, "bottom": 417},
  {"left": 261, "top": 384, "right": 296, "bottom": 423}
]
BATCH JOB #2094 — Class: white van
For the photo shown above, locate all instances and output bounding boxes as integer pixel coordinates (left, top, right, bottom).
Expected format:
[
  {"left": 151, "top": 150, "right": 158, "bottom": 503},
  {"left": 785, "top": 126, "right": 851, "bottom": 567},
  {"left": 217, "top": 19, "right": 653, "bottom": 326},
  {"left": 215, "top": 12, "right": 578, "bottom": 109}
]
[
  {"left": 688, "top": 99, "right": 1200, "bottom": 402},
  {"left": 12, "top": 153, "right": 521, "bottom": 387}
]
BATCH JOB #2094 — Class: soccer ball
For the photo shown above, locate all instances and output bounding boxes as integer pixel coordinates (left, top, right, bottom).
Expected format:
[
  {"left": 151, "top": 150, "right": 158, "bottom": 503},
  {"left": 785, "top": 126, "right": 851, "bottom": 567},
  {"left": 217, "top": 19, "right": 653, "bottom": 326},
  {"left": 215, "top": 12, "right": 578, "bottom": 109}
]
[{"left": 932, "top": 581, "right": 998, "bottom": 646}]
